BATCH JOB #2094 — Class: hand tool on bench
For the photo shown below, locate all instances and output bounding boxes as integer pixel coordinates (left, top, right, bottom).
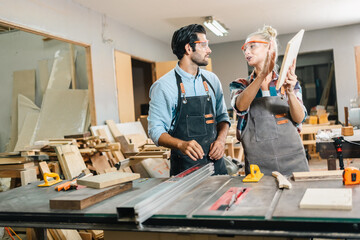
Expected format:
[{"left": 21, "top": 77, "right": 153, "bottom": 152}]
[
  {"left": 343, "top": 167, "right": 360, "bottom": 185},
  {"left": 38, "top": 173, "right": 62, "bottom": 187},
  {"left": 243, "top": 164, "right": 264, "bottom": 182},
  {"left": 55, "top": 172, "right": 86, "bottom": 191}
]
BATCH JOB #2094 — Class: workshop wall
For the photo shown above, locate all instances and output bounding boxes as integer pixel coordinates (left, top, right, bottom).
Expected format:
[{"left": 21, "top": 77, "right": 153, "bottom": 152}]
[
  {"left": 0, "top": 0, "right": 173, "bottom": 125},
  {"left": 211, "top": 23, "right": 360, "bottom": 123}
]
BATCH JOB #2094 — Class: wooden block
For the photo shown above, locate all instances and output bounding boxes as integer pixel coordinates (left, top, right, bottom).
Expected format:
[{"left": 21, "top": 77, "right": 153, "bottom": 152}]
[
  {"left": 308, "top": 115, "right": 318, "bottom": 124},
  {"left": 55, "top": 145, "right": 86, "bottom": 180},
  {"left": 299, "top": 188, "right": 352, "bottom": 210},
  {"left": 293, "top": 170, "right": 343, "bottom": 181},
  {"left": 77, "top": 172, "right": 140, "bottom": 189},
  {"left": 342, "top": 126, "right": 354, "bottom": 136},
  {"left": 56, "top": 229, "right": 82, "bottom": 240},
  {"left": 48, "top": 161, "right": 61, "bottom": 175},
  {"left": 20, "top": 168, "right": 37, "bottom": 186},
  {"left": 115, "top": 135, "right": 136, "bottom": 153},
  {"left": 105, "top": 119, "right": 123, "bottom": 138},
  {"left": 38, "top": 161, "right": 51, "bottom": 176},
  {"left": 90, "top": 152, "right": 112, "bottom": 174},
  {"left": 87, "top": 230, "right": 104, "bottom": 240},
  {"left": 272, "top": 171, "right": 292, "bottom": 189},
  {"left": 50, "top": 182, "right": 132, "bottom": 210},
  {"left": 79, "top": 231, "right": 92, "bottom": 240},
  {"left": 64, "top": 132, "right": 91, "bottom": 139}
]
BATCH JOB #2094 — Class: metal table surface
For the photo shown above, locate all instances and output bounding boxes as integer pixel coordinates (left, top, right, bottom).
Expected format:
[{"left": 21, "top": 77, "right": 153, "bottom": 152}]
[{"left": 1, "top": 175, "right": 360, "bottom": 238}]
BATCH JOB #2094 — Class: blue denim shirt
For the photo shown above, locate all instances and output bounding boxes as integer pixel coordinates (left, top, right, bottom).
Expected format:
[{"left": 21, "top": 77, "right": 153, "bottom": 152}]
[{"left": 148, "top": 63, "right": 230, "bottom": 145}]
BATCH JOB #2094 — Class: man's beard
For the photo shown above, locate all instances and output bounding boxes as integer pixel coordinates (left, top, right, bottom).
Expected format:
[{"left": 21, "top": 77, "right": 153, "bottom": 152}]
[{"left": 191, "top": 53, "right": 209, "bottom": 67}]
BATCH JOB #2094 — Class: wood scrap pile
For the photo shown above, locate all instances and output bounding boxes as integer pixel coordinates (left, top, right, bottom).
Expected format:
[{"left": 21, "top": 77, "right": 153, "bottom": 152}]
[{"left": 47, "top": 229, "right": 104, "bottom": 240}]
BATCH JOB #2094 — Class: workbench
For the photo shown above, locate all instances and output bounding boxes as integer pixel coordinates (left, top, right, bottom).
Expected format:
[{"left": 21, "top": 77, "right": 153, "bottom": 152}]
[{"left": 0, "top": 175, "right": 360, "bottom": 239}]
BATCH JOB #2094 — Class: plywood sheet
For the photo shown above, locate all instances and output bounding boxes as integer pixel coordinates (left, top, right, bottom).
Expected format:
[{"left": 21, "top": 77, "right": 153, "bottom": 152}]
[
  {"left": 38, "top": 59, "right": 50, "bottom": 100},
  {"left": 116, "top": 121, "right": 147, "bottom": 138},
  {"left": 114, "top": 51, "right": 135, "bottom": 123},
  {"left": 90, "top": 125, "right": 115, "bottom": 142},
  {"left": 141, "top": 158, "right": 169, "bottom": 178},
  {"left": 47, "top": 50, "right": 72, "bottom": 90},
  {"left": 77, "top": 171, "right": 140, "bottom": 189},
  {"left": 299, "top": 188, "right": 352, "bottom": 210},
  {"left": 14, "top": 112, "right": 39, "bottom": 152},
  {"left": 7, "top": 69, "right": 36, "bottom": 152},
  {"left": 276, "top": 29, "right": 304, "bottom": 90},
  {"left": 55, "top": 145, "right": 86, "bottom": 180},
  {"left": 17, "top": 94, "right": 40, "bottom": 135},
  {"left": 34, "top": 89, "right": 88, "bottom": 142},
  {"left": 50, "top": 182, "right": 132, "bottom": 210}
]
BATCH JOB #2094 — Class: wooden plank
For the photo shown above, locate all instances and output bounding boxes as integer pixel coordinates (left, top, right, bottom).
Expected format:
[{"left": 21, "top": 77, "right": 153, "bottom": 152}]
[
  {"left": 0, "top": 162, "right": 34, "bottom": 170},
  {"left": 293, "top": 170, "right": 343, "bottom": 181},
  {"left": 299, "top": 188, "right": 352, "bottom": 210},
  {"left": 0, "top": 157, "right": 28, "bottom": 165},
  {"left": 38, "top": 161, "right": 51, "bottom": 175},
  {"left": 14, "top": 111, "right": 39, "bottom": 152},
  {"left": 114, "top": 50, "right": 135, "bottom": 122},
  {"left": 7, "top": 69, "right": 36, "bottom": 152},
  {"left": 355, "top": 46, "right": 360, "bottom": 94},
  {"left": 105, "top": 119, "right": 122, "bottom": 138},
  {"left": 276, "top": 29, "right": 304, "bottom": 90},
  {"left": 77, "top": 172, "right": 139, "bottom": 189},
  {"left": 17, "top": 94, "right": 40, "bottom": 135},
  {"left": 38, "top": 59, "right": 50, "bottom": 102},
  {"left": 64, "top": 132, "right": 91, "bottom": 139},
  {"left": 55, "top": 145, "right": 86, "bottom": 180},
  {"left": 50, "top": 182, "right": 132, "bottom": 210}
]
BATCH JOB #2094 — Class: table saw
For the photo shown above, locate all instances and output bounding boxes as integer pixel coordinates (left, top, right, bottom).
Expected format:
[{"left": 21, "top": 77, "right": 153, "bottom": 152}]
[{"left": 0, "top": 167, "right": 360, "bottom": 239}]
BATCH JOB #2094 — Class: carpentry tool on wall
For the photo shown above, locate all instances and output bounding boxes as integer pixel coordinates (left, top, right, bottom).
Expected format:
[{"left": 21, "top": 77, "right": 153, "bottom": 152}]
[
  {"left": 272, "top": 171, "right": 292, "bottom": 189},
  {"left": 243, "top": 164, "right": 264, "bottom": 182},
  {"left": 209, "top": 187, "right": 249, "bottom": 211},
  {"left": 38, "top": 172, "right": 62, "bottom": 187},
  {"left": 332, "top": 136, "right": 345, "bottom": 170},
  {"left": 343, "top": 167, "right": 360, "bottom": 185}
]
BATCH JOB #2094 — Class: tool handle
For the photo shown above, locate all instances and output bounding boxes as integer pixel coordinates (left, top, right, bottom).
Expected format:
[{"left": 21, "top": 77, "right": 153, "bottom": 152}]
[
  {"left": 344, "top": 107, "right": 349, "bottom": 126},
  {"left": 43, "top": 172, "right": 60, "bottom": 184}
]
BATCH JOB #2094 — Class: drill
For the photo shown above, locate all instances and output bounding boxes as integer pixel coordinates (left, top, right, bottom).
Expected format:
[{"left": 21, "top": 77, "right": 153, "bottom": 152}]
[{"left": 332, "top": 136, "right": 344, "bottom": 170}]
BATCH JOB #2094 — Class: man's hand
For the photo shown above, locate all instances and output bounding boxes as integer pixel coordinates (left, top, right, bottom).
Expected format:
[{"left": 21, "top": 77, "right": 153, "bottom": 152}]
[
  {"left": 178, "top": 140, "right": 204, "bottom": 161},
  {"left": 209, "top": 139, "right": 226, "bottom": 160}
]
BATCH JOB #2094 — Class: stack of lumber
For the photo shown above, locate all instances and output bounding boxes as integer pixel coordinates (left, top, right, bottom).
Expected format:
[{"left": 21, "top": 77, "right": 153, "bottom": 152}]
[{"left": 47, "top": 229, "right": 104, "bottom": 240}]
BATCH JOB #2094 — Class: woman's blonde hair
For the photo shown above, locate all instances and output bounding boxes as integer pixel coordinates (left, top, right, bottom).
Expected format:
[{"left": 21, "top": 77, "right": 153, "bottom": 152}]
[{"left": 246, "top": 25, "right": 279, "bottom": 71}]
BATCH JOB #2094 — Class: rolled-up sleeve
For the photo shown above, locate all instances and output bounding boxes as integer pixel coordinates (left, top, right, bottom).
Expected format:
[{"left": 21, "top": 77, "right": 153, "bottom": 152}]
[
  {"left": 230, "top": 79, "right": 249, "bottom": 116},
  {"left": 148, "top": 80, "right": 175, "bottom": 146}
]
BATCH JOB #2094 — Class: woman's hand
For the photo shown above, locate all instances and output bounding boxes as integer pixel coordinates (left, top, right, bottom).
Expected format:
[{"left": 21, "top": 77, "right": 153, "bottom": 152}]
[
  {"left": 258, "top": 43, "right": 276, "bottom": 79},
  {"left": 283, "top": 59, "right": 298, "bottom": 93}
]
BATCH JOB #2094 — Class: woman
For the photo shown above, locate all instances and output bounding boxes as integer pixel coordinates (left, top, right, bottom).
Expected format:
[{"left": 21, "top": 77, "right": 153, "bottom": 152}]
[{"left": 230, "top": 25, "right": 309, "bottom": 176}]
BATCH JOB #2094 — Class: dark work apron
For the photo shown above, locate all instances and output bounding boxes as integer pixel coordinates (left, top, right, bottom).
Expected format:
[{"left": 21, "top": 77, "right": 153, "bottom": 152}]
[
  {"left": 168, "top": 71, "right": 228, "bottom": 176},
  {"left": 240, "top": 87, "right": 309, "bottom": 176}
]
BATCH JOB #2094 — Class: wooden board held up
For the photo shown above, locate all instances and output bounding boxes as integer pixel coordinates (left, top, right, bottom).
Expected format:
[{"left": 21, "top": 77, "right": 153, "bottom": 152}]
[
  {"left": 49, "top": 182, "right": 132, "bottom": 210},
  {"left": 77, "top": 172, "right": 140, "bottom": 189}
]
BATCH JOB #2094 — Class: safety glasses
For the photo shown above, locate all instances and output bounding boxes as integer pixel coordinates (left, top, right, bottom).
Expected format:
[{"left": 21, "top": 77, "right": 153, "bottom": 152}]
[
  {"left": 193, "top": 40, "right": 209, "bottom": 48},
  {"left": 241, "top": 40, "right": 269, "bottom": 53}
]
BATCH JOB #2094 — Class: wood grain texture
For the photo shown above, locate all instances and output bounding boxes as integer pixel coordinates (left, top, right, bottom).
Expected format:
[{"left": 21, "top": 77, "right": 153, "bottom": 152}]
[
  {"left": 77, "top": 171, "right": 139, "bottom": 189},
  {"left": 293, "top": 170, "right": 343, "bottom": 181},
  {"left": 49, "top": 182, "right": 132, "bottom": 210},
  {"left": 55, "top": 145, "right": 86, "bottom": 180},
  {"left": 299, "top": 188, "right": 352, "bottom": 210}
]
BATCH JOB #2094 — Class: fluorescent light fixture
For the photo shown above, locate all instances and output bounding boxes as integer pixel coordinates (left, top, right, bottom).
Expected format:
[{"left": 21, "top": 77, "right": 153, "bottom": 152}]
[{"left": 204, "top": 16, "right": 228, "bottom": 37}]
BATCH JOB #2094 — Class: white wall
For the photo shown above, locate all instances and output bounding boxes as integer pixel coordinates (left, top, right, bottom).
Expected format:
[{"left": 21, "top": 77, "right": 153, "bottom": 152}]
[
  {"left": 0, "top": 0, "right": 174, "bottom": 126},
  {"left": 211, "top": 23, "right": 360, "bottom": 122}
]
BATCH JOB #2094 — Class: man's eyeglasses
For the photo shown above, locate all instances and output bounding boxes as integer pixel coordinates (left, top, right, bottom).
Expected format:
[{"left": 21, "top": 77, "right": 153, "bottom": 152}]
[
  {"left": 241, "top": 40, "right": 268, "bottom": 53},
  {"left": 193, "top": 40, "right": 209, "bottom": 48}
]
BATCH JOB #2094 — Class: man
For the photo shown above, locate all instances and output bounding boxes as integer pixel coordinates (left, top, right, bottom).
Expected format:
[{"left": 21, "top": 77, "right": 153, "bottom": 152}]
[{"left": 148, "top": 24, "right": 230, "bottom": 176}]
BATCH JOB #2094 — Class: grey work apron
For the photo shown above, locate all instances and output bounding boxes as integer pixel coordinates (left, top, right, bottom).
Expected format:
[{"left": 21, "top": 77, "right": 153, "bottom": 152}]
[
  {"left": 168, "top": 71, "right": 227, "bottom": 176},
  {"left": 240, "top": 93, "right": 309, "bottom": 176}
]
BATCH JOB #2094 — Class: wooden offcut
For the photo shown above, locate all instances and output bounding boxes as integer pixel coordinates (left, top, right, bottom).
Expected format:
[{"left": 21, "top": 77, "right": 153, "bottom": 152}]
[
  {"left": 49, "top": 182, "right": 132, "bottom": 210},
  {"left": 55, "top": 145, "right": 87, "bottom": 180},
  {"left": 77, "top": 171, "right": 140, "bottom": 189},
  {"left": 293, "top": 170, "right": 343, "bottom": 181},
  {"left": 272, "top": 171, "right": 292, "bottom": 189}
]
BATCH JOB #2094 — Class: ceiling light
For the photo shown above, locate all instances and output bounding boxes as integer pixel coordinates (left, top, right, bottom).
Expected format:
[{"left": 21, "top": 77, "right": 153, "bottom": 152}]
[{"left": 203, "top": 16, "right": 228, "bottom": 37}]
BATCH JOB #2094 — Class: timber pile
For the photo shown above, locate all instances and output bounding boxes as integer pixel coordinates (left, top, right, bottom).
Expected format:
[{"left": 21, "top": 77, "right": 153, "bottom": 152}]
[{"left": 47, "top": 229, "right": 104, "bottom": 240}]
